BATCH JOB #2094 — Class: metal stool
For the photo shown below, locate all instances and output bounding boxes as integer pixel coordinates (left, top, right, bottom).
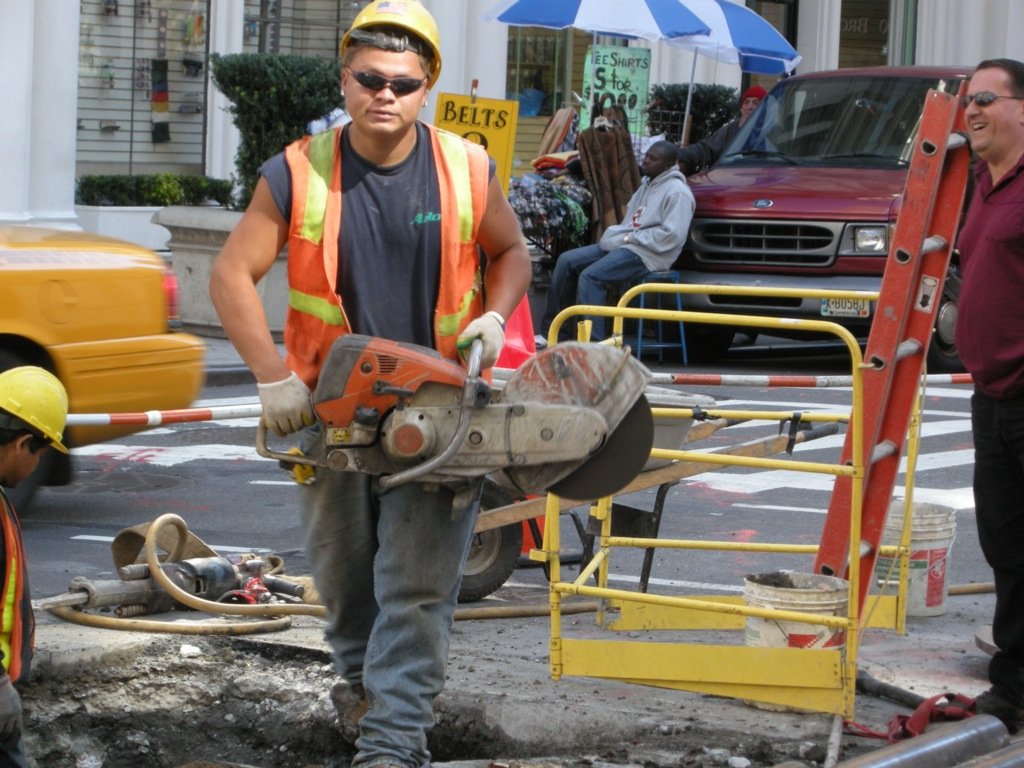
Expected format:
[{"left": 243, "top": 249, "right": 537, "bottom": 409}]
[{"left": 634, "top": 269, "right": 688, "bottom": 365}]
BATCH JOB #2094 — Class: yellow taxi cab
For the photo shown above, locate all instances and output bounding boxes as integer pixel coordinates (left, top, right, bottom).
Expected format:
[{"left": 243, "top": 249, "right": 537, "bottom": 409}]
[{"left": 0, "top": 225, "right": 206, "bottom": 507}]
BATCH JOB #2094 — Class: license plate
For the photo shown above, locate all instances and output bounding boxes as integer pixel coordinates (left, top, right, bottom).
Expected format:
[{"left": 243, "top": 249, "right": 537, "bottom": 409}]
[{"left": 820, "top": 297, "right": 871, "bottom": 318}]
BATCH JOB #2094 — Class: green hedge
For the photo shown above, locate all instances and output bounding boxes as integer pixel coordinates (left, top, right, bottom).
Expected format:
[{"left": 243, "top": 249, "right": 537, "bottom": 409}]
[
  {"left": 210, "top": 53, "right": 345, "bottom": 208},
  {"left": 646, "top": 83, "right": 740, "bottom": 144},
  {"left": 76, "top": 173, "right": 233, "bottom": 207}
]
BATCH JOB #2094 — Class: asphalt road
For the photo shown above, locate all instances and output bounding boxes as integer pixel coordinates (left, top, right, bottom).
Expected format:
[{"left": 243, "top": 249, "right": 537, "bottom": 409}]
[{"left": 23, "top": 336, "right": 989, "bottom": 614}]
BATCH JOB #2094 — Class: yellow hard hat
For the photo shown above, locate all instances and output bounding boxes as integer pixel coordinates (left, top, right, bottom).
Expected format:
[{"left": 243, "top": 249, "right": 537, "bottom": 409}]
[
  {"left": 341, "top": 1, "right": 442, "bottom": 87},
  {"left": 0, "top": 366, "right": 69, "bottom": 453}
]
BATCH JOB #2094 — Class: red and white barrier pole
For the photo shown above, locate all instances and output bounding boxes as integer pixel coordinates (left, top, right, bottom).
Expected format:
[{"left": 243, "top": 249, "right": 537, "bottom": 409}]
[
  {"left": 650, "top": 372, "right": 974, "bottom": 388},
  {"left": 65, "top": 403, "right": 263, "bottom": 428},
  {"left": 61, "top": 371, "right": 973, "bottom": 427}
]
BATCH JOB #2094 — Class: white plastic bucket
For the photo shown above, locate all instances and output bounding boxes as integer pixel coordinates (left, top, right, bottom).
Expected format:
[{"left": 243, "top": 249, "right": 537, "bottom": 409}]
[
  {"left": 743, "top": 570, "right": 849, "bottom": 650},
  {"left": 875, "top": 500, "right": 957, "bottom": 617}
]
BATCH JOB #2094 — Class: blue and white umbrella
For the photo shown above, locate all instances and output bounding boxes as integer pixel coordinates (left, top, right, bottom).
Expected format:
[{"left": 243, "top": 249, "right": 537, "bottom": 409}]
[
  {"left": 482, "top": 0, "right": 799, "bottom": 74},
  {"left": 666, "top": 0, "right": 801, "bottom": 76},
  {"left": 482, "top": 0, "right": 713, "bottom": 42},
  {"left": 483, "top": 0, "right": 801, "bottom": 138}
]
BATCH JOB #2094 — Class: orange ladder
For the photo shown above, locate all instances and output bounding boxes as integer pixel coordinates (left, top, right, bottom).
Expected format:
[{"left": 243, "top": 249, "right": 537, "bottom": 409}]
[{"left": 813, "top": 88, "right": 971, "bottom": 614}]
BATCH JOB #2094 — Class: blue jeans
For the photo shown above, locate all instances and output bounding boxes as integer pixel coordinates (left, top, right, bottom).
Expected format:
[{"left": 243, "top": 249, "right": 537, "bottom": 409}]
[
  {"left": 541, "top": 243, "right": 647, "bottom": 341},
  {"left": 971, "top": 391, "right": 1024, "bottom": 704},
  {"left": 301, "top": 466, "right": 480, "bottom": 768},
  {"left": 0, "top": 732, "right": 29, "bottom": 768}
]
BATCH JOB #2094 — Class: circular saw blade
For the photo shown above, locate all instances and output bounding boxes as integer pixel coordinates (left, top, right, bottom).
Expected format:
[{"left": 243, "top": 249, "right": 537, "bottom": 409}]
[
  {"left": 548, "top": 393, "right": 654, "bottom": 500},
  {"left": 499, "top": 343, "right": 653, "bottom": 498}
]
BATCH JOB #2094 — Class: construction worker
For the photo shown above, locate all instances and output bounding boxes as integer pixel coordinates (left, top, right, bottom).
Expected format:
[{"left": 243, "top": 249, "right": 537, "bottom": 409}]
[
  {"left": 0, "top": 366, "right": 69, "bottom": 767},
  {"left": 208, "top": 1, "right": 531, "bottom": 766}
]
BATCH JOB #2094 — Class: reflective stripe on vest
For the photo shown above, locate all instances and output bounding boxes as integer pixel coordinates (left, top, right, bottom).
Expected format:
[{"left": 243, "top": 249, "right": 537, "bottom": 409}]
[
  {"left": 289, "top": 128, "right": 345, "bottom": 327},
  {"left": 288, "top": 286, "right": 345, "bottom": 327},
  {"left": 433, "top": 130, "right": 480, "bottom": 340},
  {"left": 0, "top": 490, "right": 29, "bottom": 682},
  {"left": 435, "top": 130, "right": 474, "bottom": 243},
  {"left": 297, "top": 130, "right": 337, "bottom": 246}
]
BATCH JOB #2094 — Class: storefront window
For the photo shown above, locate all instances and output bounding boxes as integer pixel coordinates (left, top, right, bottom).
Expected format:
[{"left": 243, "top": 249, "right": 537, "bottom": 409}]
[
  {"left": 76, "top": 0, "right": 364, "bottom": 177},
  {"left": 77, "top": 0, "right": 213, "bottom": 175},
  {"left": 242, "top": 0, "right": 364, "bottom": 57},
  {"left": 839, "top": 0, "right": 890, "bottom": 68},
  {"left": 505, "top": 27, "right": 593, "bottom": 117}
]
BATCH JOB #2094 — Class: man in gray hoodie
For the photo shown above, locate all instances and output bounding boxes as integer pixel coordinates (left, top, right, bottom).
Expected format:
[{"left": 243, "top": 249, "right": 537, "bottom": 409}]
[{"left": 537, "top": 140, "right": 694, "bottom": 345}]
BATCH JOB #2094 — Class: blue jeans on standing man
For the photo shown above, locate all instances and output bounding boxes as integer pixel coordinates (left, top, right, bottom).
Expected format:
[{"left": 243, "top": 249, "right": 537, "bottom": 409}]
[
  {"left": 301, "top": 454, "right": 480, "bottom": 768},
  {"left": 540, "top": 243, "right": 647, "bottom": 342}
]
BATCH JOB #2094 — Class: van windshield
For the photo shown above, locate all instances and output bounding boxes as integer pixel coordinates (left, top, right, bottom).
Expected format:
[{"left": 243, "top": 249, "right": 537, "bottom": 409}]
[{"left": 719, "top": 74, "right": 963, "bottom": 169}]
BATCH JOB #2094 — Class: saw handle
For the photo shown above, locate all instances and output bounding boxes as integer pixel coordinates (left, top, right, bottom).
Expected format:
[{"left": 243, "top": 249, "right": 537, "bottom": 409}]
[
  {"left": 461, "top": 337, "right": 483, "bottom": 379},
  {"left": 255, "top": 423, "right": 318, "bottom": 467}
]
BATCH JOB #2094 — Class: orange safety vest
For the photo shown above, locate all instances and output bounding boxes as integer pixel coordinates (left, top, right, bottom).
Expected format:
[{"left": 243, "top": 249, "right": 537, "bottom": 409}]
[
  {"left": 0, "top": 489, "right": 33, "bottom": 684},
  {"left": 282, "top": 124, "right": 490, "bottom": 389}
]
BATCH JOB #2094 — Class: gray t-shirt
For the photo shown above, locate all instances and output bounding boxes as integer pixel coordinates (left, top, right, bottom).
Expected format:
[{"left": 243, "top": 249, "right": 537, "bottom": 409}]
[{"left": 261, "top": 122, "right": 442, "bottom": 347}]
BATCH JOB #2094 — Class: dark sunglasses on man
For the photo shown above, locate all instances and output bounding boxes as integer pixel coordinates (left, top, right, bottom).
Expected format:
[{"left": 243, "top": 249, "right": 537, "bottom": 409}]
[
  {"left": 346, "top": 68, "right": 426, "bottom": 97},
  {"left": 960, "top": 90, "right": 1024, "bottom": 108}
]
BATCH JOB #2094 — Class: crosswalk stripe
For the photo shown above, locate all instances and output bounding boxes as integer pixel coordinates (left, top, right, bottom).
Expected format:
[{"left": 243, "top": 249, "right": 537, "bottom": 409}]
[
  {"left": 71, "top": 444, "right": 272, "bottom": 465},
  {"left": 71, "top": 534, "right": 272, "bottom": 554}
]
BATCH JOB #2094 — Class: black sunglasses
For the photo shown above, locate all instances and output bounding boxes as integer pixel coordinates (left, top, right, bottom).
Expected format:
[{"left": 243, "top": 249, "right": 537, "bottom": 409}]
[
  {"left": 347, "top": 68, "right": 426, "bottom": 97},
  {"left": 960, "top": 91, "right": 1024, "bottom": 108}
]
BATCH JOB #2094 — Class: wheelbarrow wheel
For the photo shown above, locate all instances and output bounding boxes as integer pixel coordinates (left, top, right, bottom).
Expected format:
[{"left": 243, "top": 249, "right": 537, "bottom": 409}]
[{"left": 458, "top": 481, "right": 524, "bottom": 603}]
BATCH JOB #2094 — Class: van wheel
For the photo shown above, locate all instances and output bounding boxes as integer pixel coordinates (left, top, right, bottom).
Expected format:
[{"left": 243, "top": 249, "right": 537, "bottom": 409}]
[
  {"left": 0, "top": 350, "right": 59, "bottom": 512},
  {"left": 685, "top": 326, "right": 736, "bottom": 363},
  {"left": 926, "top": 267, "right": 965, "bottom": 373},
  {"left": 458, "top": 482, "right": 524, "bottom": 603}
]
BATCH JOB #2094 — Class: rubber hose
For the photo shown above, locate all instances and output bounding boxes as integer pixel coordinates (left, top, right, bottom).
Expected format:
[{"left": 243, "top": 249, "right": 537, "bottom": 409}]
[
  {"left": 47, "top": 605, "right": 293, "bottom": 635},
  {"left": 141, "top": 514, "right": 326, "bottom": 619},
  {"left": 143, "top": 514, "right": 596, "bottom": 623},
  {"left": 46, "top": 513, "right": 326, "bottom": 634},
  {"left": 48, "top": 513, "right": 598, "bottom": 633}
]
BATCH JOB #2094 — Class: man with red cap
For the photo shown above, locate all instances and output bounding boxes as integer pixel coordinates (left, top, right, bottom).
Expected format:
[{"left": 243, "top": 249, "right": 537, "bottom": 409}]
[{"left": 678, "top": 84, "right": 768, "bottom": 175}]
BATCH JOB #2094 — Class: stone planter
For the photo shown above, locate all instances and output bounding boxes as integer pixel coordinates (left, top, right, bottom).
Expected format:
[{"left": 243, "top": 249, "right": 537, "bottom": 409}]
[
  {"left": 154, "top": 206, "right": 288, "bottom": 337},
  {"left": 75, "top": 204, "right": 171, "bottom": 252}
]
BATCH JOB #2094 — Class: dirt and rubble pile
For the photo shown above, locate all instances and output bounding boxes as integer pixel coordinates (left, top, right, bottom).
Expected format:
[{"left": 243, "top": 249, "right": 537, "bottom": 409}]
[
  {"left": 18, "top": 632, "right": 876, "bottom": 768},
  {"left": 23, "top": 637, "right": 346, "bottom": 767}
]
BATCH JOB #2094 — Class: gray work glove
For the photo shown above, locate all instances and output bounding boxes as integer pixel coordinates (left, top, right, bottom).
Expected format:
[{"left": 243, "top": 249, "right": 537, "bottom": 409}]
[
  {"left": 456, "top": 311, "right": 506, "bottom": 370},
  {"left": 257, "top": 372, "right": 316, "bottom": 436},
  {"left": 0, "top": 674, "right": 22, "bottom": 743}
]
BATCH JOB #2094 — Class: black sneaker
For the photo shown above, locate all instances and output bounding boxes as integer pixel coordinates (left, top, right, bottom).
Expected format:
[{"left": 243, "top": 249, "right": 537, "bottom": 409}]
[
  {"left": 974, "top": 687, "right": 1024, "bottom": 734},
  {"left": 330, "top": 680, "right": 368, "bottom": 742}
]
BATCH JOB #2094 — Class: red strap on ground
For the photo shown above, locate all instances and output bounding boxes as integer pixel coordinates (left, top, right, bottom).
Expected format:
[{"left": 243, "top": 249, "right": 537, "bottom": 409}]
[
  {"left": 887, "top": 692, "right": 976, "bottom": 741},
  {"left": 843, "top": 720, "right": 890, "bottom": 740}
]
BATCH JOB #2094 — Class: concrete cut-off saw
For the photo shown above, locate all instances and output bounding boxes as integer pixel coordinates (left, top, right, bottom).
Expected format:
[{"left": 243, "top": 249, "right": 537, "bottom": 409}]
[{"left": 256, "top": 334, "right": 655, "bottom": 500}]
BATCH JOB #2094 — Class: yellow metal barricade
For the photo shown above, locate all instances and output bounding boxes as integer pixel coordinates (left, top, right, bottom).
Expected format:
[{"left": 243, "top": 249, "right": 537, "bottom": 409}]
[{"left": 535, "top": 282, "right": 924, "bottom": 718}]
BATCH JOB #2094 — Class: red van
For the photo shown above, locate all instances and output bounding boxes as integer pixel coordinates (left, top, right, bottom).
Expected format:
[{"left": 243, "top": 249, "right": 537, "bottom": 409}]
[{"left": 678, "top": 66, "right": 971, "bottom": 371}]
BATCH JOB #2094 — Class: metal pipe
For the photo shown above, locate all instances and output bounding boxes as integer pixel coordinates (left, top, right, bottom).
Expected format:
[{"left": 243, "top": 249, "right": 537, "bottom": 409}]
[
  {"left": 951, "top": 740, "right": 1024, "bottom": 767},
  {"left": 949, "top": 582, "right": 996, "bottom": 595},
  {"left": 834, "top": 716, "right": 1008, "bottom": 767}
]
